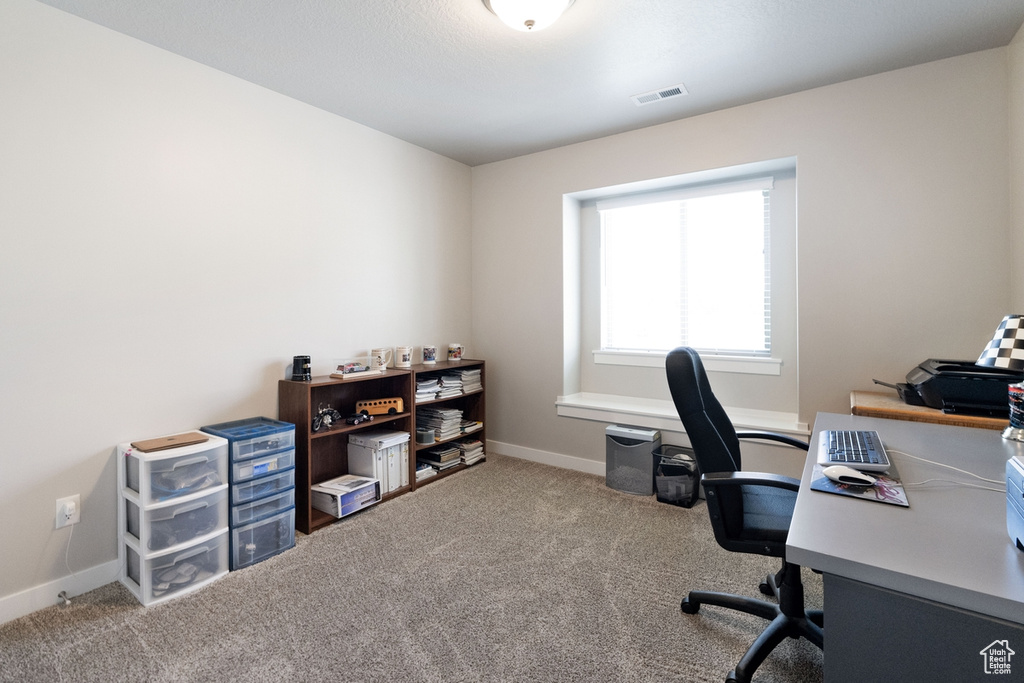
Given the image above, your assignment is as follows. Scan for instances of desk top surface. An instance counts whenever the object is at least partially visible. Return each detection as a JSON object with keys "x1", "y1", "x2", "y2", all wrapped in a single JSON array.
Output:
[{"x1": 787, "y1": 412, "x2": 1024, "y2": 624}]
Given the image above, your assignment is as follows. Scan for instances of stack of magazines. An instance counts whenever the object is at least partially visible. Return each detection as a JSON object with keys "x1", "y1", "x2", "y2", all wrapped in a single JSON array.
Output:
[
  {"x1": 418, "y1": 444, "x2": 461, "y2": 471},
  {"x1": 437, "y1": 373, "x2": 463, "y2": 399},
  {"x1": 417, "y1": 407, "x2": 462, "y2": 441},
  {"x1": 415, "y1": 377, "x2": 440, "y2": 402},
  {"x1": 457, "y1": 439, "x2": 485, "y2": 466},
  {"x1": 415, "y1": 460, "x2": 437, "y2": 482},
  {"x1": 457, "y1": 368, "x2": 483, "y2": 393}
]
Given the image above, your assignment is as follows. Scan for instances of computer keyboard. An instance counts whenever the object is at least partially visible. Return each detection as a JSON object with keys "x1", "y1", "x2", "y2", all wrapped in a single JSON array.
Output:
[{"x1": 816, "y1": 429, "x2": 891, "y2": 472}]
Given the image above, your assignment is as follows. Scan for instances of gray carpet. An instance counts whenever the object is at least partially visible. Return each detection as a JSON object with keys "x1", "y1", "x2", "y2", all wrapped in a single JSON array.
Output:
[{"x1": 0, "y1": 454, "x2": 823, "y2": 682}]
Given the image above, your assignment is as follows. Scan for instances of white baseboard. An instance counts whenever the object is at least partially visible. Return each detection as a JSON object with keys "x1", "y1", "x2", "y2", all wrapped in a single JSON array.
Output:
[
  {"x1": 0, "y1": 559, "x2": 120, "y2": 626},
  {"x1": 487, "y1": 439, "x2": 605, "y2": 477}
]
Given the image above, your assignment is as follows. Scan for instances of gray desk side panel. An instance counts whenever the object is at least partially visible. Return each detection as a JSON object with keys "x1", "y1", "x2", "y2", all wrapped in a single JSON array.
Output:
[{"x1": 825, "y1": 574, "x2": 1024, "y2": 683}]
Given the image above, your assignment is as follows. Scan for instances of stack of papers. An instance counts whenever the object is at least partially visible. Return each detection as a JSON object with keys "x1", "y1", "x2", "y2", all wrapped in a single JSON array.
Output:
[
  {"x1": 457, "y1": 439, "x2": 485, "y2": 466},
  {"x1": 417, "y1": 407, "x2": 463, "y2": 442},
  {"x1": 437, "y1": 373, "x2": 463, "y2": 399},
  {"x1": 415, "y1": 377, "x2": 440, "y2": 403},
  {"x1": 457, "y1": 368, "x2": 483, "y2": 393}
]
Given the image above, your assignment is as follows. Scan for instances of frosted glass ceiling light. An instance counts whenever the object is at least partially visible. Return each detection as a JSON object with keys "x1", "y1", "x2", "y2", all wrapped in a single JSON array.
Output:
[{"x1": 483, "y1": 0, "x2": 575, "y2": 32}]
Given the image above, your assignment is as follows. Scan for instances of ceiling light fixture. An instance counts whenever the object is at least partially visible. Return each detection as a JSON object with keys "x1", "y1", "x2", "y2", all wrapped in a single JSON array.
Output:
[{"x1": 483, "y1": 0, "x2": 575, "y2": 32}]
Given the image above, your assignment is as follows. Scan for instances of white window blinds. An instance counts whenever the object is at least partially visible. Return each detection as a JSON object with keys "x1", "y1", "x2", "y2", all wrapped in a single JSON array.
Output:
[{"x1": 598, "y1": 176, "x2": 773, "y2": 356}]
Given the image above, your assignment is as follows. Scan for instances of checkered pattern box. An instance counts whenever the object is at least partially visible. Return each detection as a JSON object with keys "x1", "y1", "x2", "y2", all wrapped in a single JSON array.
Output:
[{"x1": 978, "y1": 315, "x2": 1024, "y2": 371}]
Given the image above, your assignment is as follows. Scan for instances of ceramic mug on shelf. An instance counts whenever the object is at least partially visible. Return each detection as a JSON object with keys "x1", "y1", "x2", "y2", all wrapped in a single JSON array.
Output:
[
  {"x1": 422, "y1": 345, "x2": 437, "y2": 365},
  {"x1": 370, "y1": 347, "x2": 392, "y2": 372},
  {"x1": 448, "y1": 343, "x2": 464, "y2": 362},
  {"x1": 396, "y1": 345, "x2": 412, "y2": 369}
]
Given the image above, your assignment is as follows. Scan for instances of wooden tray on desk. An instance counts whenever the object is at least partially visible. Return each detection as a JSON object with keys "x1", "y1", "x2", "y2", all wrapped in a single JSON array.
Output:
[{"x1": 850, "y1": 391, "x2": 1007, "y2": 430}]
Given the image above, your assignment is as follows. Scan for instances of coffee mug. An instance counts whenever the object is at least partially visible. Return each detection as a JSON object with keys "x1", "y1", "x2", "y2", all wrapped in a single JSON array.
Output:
[
  {"x1": 370, "y1": 347, "x2": 392, "y2": 372},
  {"x1": 396, "y1": 345, "x2": 412, "y2": 369},
  {"x1": 448, "y1": 343, "x2": 464, "y2": 361},
  {"x1": 422, "y1": 345, "x2": 437, "y2": 365}
]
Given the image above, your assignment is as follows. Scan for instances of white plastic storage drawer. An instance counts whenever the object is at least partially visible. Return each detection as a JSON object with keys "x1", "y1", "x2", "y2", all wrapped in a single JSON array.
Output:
[
  {"x1": 120, "y1": 436, "x2": 228, "y2": 505},
  {"x1": 231, "y1": 489, "x2": 295, "y2": 526},
  {"x1": 231, "y1": 507, "x2": 295, "y2": 570},
  {"x1": 231, "y1": 468, "x2": 295, "y2": 504},
  {"x1": 123, "y1": 530, "x2": 229, "y2": 606},
  {"x1": 231, "y1": 449, "x2": 295, "y2": 484},
  {"x1": 125, "y1": 486, "x2": 228, "y2": 554}
]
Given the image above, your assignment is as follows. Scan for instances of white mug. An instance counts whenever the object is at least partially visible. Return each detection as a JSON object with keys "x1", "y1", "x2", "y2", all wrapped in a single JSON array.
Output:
[
  {"x1": 396, "y1": 345, "x2": 412, "y2": 369},
  {"x1": 370, "y1": 347, "x2": 392, "y2": 371},
  {"x1": 448, "y1": 343, "x2": 464, "y2": 361},
  {"x1": 422, "y1": 345, "x2": 437, "y2": 365}
]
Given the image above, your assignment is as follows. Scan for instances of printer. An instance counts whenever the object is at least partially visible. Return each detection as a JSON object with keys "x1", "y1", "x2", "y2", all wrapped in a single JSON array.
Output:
[{"x1": 895, "y1": 359, "x2": 1023, "y2": 417}]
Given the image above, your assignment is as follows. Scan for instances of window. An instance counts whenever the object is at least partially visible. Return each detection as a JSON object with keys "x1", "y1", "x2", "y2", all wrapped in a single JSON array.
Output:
[{"x1": 597, "y1": 176, "x2": 773, "y2": 358}]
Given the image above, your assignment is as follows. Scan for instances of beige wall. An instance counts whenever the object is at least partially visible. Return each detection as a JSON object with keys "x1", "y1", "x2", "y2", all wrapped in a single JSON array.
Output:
[
  {"x1": 1010, "y1": 23, "x2": 1024, "y2": 311},
  {"x1": 0, "y1": 0, "x2": 471, "y2": 618},
  {"x1": 472, "y1": 48, "x2": 1012, "y2": 468}
]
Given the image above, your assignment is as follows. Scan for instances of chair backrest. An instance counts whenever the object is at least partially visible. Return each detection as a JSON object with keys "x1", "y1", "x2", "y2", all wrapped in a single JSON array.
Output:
[
  {"x1": 665, "y1": 347, "x2": 743, "y2": 475},
  {"x1": 666, "y1": 347, "x2": 798, "y2": 557}
]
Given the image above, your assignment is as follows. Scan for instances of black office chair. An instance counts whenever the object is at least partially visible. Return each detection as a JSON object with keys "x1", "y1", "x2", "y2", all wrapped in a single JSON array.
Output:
[{"x1": 665, "y1": 347, "x2": 823, "y2": 683}]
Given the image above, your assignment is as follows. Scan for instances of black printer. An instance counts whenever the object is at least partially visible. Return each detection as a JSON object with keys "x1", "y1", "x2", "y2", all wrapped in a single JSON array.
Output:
[{"x1": 899, "y1": 359, "x2": 1024, "y2": 416}]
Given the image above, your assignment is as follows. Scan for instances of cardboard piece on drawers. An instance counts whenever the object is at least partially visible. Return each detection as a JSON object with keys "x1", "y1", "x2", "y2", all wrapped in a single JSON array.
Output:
[{"x1": 131, "y1": 432, "x2": 209, "y2": 453}]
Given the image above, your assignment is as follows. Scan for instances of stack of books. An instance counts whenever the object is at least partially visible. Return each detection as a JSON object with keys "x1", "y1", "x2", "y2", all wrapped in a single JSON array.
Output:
[
  {"x1": 457, "y1": 439, "x2": 485, "y2": 466},
  {"x1": 457, "y1": 368, "x2": 483, "y2": 393},
  {"x1": 415, "y1": 377, "x2": 440, "y2": 402},
  {"x1": 418, "y1": 444, "x2": 462, "y2": 471},
  {"x1": 437, "y1": 373, "x2": 463, "y2": 399},
  {"x1": 417, "y1": 407, "x2": 463, "y2": 441}
]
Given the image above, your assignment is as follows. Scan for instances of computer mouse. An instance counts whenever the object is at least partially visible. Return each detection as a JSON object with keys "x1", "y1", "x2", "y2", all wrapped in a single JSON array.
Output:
[{"x1": 822, "y1": 465, "x2": 877, "y2": 487}]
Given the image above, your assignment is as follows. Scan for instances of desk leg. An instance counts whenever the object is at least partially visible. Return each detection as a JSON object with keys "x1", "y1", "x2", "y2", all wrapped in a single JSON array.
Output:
[{"x1": 824, "y1": 575, "x2": 1024, "y2": 682}]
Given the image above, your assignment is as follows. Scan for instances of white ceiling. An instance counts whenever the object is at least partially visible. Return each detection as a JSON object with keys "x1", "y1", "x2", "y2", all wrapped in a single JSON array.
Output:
[{"x1": 35, "y1": 0, "x2": 1024, "y2": 166}]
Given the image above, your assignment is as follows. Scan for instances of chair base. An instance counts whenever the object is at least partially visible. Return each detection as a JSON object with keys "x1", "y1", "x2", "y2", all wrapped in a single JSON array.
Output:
[{"x1": 680, "y1": 563, "x2": 823, "y2": 683}]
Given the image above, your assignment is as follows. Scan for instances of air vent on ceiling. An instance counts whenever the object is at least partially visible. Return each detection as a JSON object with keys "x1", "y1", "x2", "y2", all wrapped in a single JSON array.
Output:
[{"x1": 630, "y1": 83, "x2": 688, "y2": 107}]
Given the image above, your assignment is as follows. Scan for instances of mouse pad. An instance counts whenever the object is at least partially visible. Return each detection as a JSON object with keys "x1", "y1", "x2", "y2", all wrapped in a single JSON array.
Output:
[{"x1": 810, "y1": 463, "x2": 909, "y2": 507}]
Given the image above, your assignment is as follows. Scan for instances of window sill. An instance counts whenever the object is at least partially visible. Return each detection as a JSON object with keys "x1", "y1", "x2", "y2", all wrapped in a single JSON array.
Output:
[
  {"x1": 593, "y1": 350, "x2": 782, "y2": 376},
  {"x1": 555, "y1": 392, "x2": 809, "y2": 438}
]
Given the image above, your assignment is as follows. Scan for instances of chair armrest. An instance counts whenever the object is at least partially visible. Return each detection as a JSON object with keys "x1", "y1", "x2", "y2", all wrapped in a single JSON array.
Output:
[
  {"x1": 736, "y1": 431, "x2": 809, "y2": 451},
  {"x1": 701, "y1": 470, "x2": 801, "y2": 493}
]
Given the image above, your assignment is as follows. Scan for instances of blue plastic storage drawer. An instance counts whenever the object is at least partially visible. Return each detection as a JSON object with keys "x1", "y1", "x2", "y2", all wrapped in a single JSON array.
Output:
[
  {"x1": 231, "y1": 489, "x2": 295, "y2": 526},
  {"x1": 231, "y1": 507, "x2": 295, "y2": 570},
  {"x1": 231, "y1": 468, "x2": 295, "y2": 504},
  {"x1": 201, "y1": 417, "x2": 295, "y2": 463},
  {"x1": 231, "y1": 450, "x2": 295, "y2": 484}
]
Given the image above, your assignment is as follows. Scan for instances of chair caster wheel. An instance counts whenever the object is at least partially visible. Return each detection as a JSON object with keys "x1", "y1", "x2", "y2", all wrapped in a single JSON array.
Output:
[
  {"x1": 758, "y1": 580, "x2": 772, "y2": 596},
  {"x1": 680, "y1": 597, "x2": 700, "y2": 614},
  {"x1": 725, "y1": 671, "x2": 746, "y2": 683}
]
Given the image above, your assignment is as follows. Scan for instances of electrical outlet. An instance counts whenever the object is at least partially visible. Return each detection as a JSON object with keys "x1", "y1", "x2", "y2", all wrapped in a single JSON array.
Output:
[{"x1": 55, "y1": 494, "x2": 80, "y2": 529}]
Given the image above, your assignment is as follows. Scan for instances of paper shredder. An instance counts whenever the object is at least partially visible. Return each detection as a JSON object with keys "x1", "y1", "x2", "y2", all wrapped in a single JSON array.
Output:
[{"x1": 605, "y1": 425, "x2": 661, "y2": 495}]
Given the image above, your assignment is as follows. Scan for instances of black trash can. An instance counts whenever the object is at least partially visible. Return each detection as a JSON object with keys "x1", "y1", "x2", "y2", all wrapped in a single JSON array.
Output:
[{"x1": 653, "y1": 445, "x2": 699, "y2": 508}]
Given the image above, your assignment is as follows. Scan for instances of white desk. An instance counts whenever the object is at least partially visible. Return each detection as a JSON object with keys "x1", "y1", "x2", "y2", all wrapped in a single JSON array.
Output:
[{"x1": 787, "y1": 413, "x2": 1024, "y2": 681}]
